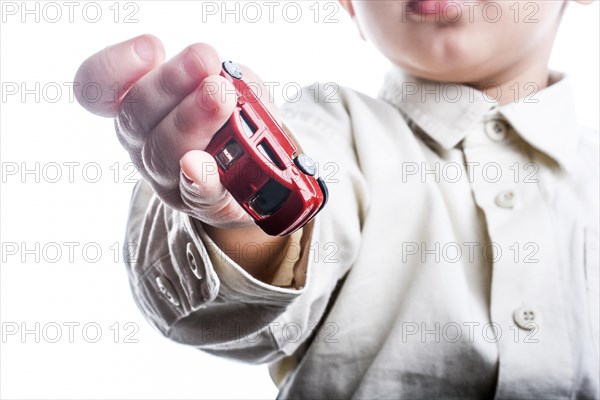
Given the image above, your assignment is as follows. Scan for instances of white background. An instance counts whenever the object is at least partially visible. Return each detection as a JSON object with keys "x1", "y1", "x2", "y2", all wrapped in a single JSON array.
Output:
[{"x1": 0, "y1": 1, "x2": 598, "y2": 399}]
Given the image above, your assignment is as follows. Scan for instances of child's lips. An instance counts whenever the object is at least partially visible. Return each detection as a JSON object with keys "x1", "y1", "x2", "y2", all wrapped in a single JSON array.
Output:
[{"x1": 407, "y1": 0, "x2": 474, "y2": 22}]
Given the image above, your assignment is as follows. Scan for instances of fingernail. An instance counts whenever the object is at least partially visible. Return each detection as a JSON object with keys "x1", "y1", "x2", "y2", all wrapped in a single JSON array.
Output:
[
  {"x1": 133, "y1": 35, "x2": 155, "y2": 64},
  {"x1": 180, "y1": 169, "x2": 202, "y2": 194},
  {"x1": 180, "y1": 164, "x2": 194, "y2": 182}
]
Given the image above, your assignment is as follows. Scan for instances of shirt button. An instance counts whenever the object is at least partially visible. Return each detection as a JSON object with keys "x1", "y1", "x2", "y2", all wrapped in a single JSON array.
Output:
[
  {"x1": 495, "y1": 190, "x2": 516, "y2": 209},
  {"x1": 513, "y1": 306, "x2": 541, "y2": 330},
  {"x1": 485, "y1": 119, "x2": 509, "y2": 142},
  {"x1": 186, "y1": 242, "x2": 205, "y2": 281},
  {"x1": 155, "y1": 276, "x2": 180, "y2": 307}
]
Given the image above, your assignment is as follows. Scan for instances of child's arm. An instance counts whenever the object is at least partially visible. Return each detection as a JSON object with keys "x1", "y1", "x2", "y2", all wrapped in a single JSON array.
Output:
[{"x1": 74, "y1": 35, "x2": 364, "y2": 363}]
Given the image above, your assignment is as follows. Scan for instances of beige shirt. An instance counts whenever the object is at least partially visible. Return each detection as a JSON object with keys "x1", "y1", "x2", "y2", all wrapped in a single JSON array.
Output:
[{"x1": 124, "y1": 70, "x2": 599, "y2": 399}]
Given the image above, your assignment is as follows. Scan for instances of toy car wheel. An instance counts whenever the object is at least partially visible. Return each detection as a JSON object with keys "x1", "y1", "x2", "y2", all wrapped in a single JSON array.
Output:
[
  {"x1": 317, "y1": 177, "x2": 329, "y2": 212},
  {"x1": 294, "y1": 154, "x2": 317, "y2": 176},
  {"x1": 222, "y1": 61, "x2": 243, "y2": 80}
]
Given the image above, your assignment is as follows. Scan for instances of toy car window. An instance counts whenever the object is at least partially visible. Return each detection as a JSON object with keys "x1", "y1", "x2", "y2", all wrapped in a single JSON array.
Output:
[
  {"x1": 240, "y1": 111, "x2": 257, "y2": 138},
  {"x1": 248, "y1": 179, "x2": 291, "y2": 217},
  {"x1": 215, "y1": 140, "x2": 243, "y2": 171},
  {"x1": 258, "y1": 142, "x2": 285, "y2": 170}
]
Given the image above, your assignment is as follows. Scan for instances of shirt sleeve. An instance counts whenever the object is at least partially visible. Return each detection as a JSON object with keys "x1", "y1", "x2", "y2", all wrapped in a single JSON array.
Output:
[{"x1": 122, "y1": 84, "x2": 367, "y2": 364}]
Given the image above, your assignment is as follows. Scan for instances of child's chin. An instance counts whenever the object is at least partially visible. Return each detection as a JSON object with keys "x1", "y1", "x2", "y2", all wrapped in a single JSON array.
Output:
[{"x1": 396, "y1": 59, "x2": 488, "y2": 84}]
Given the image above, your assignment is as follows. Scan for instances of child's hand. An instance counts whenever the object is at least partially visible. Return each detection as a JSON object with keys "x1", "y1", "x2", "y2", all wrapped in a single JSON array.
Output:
[
  {"x1": 74, "y1": 34, "x2": 280, "y2": 232},
  {"x1": 74, "y1": 35, "x2": 290, "y2": 282}
]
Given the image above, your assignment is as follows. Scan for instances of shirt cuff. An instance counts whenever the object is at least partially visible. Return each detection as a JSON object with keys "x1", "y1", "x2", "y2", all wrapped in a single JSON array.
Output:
[{"x1": 187, "y1": 216, "x2": 314, "y2": 298}]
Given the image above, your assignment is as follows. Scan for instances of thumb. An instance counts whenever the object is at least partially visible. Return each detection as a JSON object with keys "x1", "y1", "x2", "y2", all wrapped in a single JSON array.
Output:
[
  {"x1": 180, "y1": 150, "x2": 227, "y2": 206},
  {"x1": 179, "y1": 150, "x2": 253, "y2": 227}
]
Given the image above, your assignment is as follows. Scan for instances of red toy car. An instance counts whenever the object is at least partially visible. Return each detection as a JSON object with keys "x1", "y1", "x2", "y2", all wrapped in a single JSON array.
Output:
[{"x1": 204, "y1": 61, "x2": 328, "y2": 236}]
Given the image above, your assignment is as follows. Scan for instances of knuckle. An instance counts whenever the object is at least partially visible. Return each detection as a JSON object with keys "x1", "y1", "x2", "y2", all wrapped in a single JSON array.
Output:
[{"x1": 156, "y1": 65, "x2": 180, "y2": 99}]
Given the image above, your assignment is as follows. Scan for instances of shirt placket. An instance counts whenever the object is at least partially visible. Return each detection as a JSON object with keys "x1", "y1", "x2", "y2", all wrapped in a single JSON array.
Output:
[{"x1": 461, "y1": 113, "x2": 574, "y2": 398}]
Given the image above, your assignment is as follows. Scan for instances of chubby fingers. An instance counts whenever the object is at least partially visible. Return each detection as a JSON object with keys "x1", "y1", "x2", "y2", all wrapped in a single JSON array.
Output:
[
  {"x1": 116, "y1": 42, "x2": 223, "y2": 150},
  {"x1": 74, "y1": 34, "x2": 165, "y2": 117}
]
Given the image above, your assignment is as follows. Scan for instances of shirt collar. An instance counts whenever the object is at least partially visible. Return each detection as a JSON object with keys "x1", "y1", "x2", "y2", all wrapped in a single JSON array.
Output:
[
  {"x1": 498, "y1": 72, "x2": 579, "y2": 172},
  {"x1": 378, "y1": 68, "x2": 579, "y2": 171}
]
